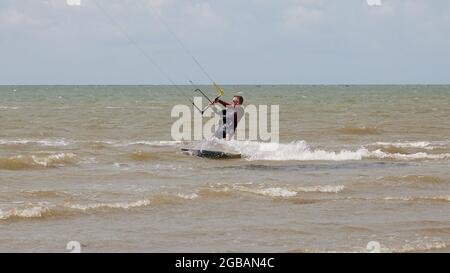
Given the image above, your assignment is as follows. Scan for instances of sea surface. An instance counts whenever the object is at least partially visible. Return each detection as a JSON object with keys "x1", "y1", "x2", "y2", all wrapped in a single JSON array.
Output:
[{"x1": 1, "y1": 85, "x2": 450, "y2": 252}]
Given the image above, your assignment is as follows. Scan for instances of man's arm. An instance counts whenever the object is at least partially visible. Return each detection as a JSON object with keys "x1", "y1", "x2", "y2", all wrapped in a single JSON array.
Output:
[{"x1": 213, "y1": 98, "x2": 230, "y2": 107}]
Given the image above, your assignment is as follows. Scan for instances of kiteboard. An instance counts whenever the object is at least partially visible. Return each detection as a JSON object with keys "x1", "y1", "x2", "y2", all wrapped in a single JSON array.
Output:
[{"x1": 181, "y1": 148, "x2": 241, "y2": 159}]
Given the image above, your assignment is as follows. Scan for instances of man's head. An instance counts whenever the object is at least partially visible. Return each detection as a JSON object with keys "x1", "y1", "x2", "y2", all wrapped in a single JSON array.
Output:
[{"x1": 232, "y1": 95, "x2": 244, "y2": 106}]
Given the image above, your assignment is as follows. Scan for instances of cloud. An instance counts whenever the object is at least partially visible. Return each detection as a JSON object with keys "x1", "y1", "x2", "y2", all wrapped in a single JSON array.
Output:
[
  {"x1": 282, "y1": 1, "x2": 324, "y2": 30},
  {"x1": 179, "y1": 1, "x2": 228, "y2": 37},
  {"x1": 366, "y1": 0, "x2": 382, "y2": 7},
  {"x1": 365, "y1": 0, "x2": 446, "y2": 18},
  {"x1": 0, "y1": 8, "x2": 35, "y2": 27},
  {"x1": 0, "y1": 2, "x2": 52, "y2": 30},
  {"x1": 0, "y1": 0, "x2": 82, "y2": 32},
  {"x1": 0, "y1": 0, "x2": 229, "y2": 46},
  {"x1": 1, "y1": 0, "x2": 450, "y2": 84},
  {"x1": 66, "y1": 0, "x2": 82, "y2": 6},
  {"x1": 144, "y1": 0, "x2": 166, "y2": 15}
]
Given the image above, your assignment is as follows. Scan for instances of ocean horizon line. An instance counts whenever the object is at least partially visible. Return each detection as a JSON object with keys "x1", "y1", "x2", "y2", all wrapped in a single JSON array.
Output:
[{"x1": 1, "y1": 83, "x2": 450, "y2": 87}]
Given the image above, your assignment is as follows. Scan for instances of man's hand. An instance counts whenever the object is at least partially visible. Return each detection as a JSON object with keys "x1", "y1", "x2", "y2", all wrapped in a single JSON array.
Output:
[{"x1": 211, "y1": 97, "x2": 219, "y2": 105}]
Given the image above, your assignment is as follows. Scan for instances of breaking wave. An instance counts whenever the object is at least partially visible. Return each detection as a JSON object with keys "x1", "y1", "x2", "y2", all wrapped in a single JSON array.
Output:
[
  {"x1": 224, "y1": 140, "x2": 368, "y2": 161},
  {"x1": 1, "y1": 138, "x2": 448, "y2": 164},
  {"x1": 0, "y1": 200, "x2": 151, "y2": 221},
  {"x1": 203, "y1": 183, "x2": 345, "y2": 198},
  {"x1": 0, "y1": 153, "x2": 77, "y2": 170},
  {"x1": 0, "y1": 182, "x2": 345, "y2": 221},
  {"x1": 222, "y1": 140, "x2": 450, "y2": 161},
  {"x1": 0, "y1": 139, "x2": 71, "y2": 146},
  {"x1": 367, "y1": 150, "x2": 450, "y2": 160},
  {"x1": 233, "y1": 186, "x2": 298, "y2": 197},
  {"x1": 0, "y1": 205, "x2": 52, "y2": 220},
  {"x1": 176, "y1": 193, "x2": 200, "y2": 200},
  {"x1": 65, "y1": 200, "x2": 151, "y2": 211},
  {"x1": 374, "y1": 141, "x2": 433, "y2": 149}
]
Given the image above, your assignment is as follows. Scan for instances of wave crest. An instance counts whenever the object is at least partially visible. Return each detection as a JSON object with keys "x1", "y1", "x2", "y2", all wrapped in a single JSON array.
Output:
[
  {"x1": 224, "y1": 140, "x2": 369, "y2": 161},
  {"x1": 205, "y1": 183, "x2": 345, "y2": 198},
  {"x1": 0, "y1": 153, "x2": 77, "y2": 170},
  {"x1": 383, "y1": 195, "x2": 450, "y2": 202},
  {"x1": 0, "y1": 205, "x2": 51, "y2": 220},
  {"x1": 65, "y1": 200, "x2": 151, "y2": 211},
  {"x1": 220, "y1": 140, "x2": 450, "y2": 161}
]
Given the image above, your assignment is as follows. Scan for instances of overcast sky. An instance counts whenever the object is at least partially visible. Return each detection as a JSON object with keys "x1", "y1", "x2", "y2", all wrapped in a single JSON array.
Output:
[{"x1": 1, "y1": 0, "x2": 449, "y2": 85}]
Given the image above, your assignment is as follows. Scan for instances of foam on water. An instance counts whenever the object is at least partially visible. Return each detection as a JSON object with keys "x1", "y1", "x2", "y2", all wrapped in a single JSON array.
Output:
[
  {"x1": 0, "y1": 139, "x2": 71, "y2": 146},
  {"x1": 383, "y1": 195, "x2": 450, "y2": 202},
  {"x1": 244, "y1": 187, "x2": 298, "y2": 197},
  {"x1": 374, "y1": 141, "x2": 432, "y2": 149},
  {"x1": 294, "y1": 185, "x2": 345, "y2": 193},
  {"x1": 224, "y1": 140, "x2": 369, "y2": 161},
  {"x1": 0, "y1": 199, "x2": 152, "y2": 221},
  {"x1": 0, "y1": 205, "x2": 51, "y2": 220},
  {"x1": 229, "y1": 184, "x2": 344, "y2": 198},
  {"x1": 0, "y1": 153, "x2": 77, "y2": 170},
  {"x1": 1, "y1": 185, "x2": 446, "y2": 223},
  {"x1": 222, "y1": 140, "x2": 450, "y2": 161},
  {"x1": 176, "y1": 193, "x2": 200, "y2": 200},
  {"x1": 31, "y1": 153, "x2": 77, "y2": 167},
  {"x1": 65, "y1": 199, "x2": 151, "y2": 211},
  {"x1": 368, "y1": 149, "x2": 450, "y2": 160},
  {"x1": 168, "y1": 183, "x2": 345, "y2": 201}
]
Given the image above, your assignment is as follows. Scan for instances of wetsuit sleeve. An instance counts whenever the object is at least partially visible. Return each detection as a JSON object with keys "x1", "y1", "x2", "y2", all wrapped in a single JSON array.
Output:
[{"x1": 216, "y1": 99, "x2": 230, "y2": 107}]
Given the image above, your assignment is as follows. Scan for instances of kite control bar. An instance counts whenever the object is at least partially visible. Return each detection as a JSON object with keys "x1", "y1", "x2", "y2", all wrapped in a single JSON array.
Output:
[{"x1": 194, "y1": 88, "x2": 222, "y2": 115}]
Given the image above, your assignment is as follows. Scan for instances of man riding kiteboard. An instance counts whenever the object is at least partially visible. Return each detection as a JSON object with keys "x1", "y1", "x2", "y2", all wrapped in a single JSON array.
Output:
[{"x1": 211, "y1": 95, "x2": 244, "y2": 140}]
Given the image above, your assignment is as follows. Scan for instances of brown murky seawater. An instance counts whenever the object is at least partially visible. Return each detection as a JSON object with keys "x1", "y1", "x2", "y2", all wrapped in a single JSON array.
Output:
[{"x1": 1, "y1": 85, "x2": 449, "y2": 252}]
